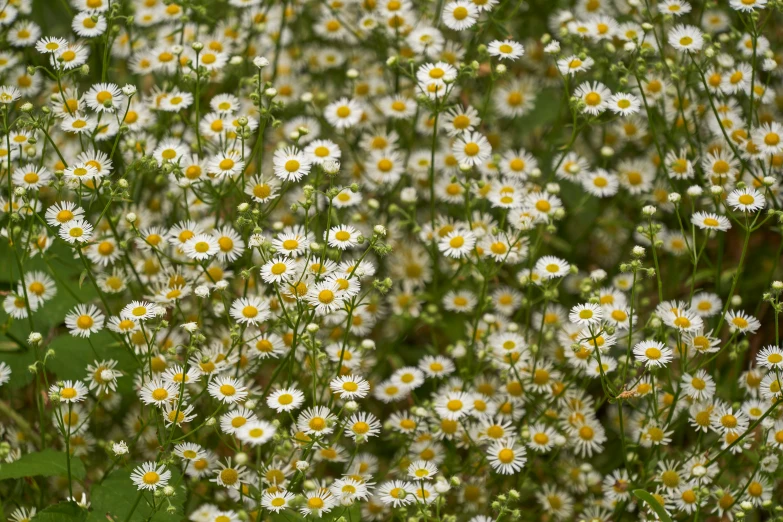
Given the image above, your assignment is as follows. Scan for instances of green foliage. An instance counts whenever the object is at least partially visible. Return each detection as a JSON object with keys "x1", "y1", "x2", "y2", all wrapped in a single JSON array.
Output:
[
  {"x1": 87, "y1": 469, "x2": 184, "y2": 522},
  {"x1": 33, "y1": 502, "x2": 88, "y2": 522},
  {"x1": 633, "y1": 489, "x2": 673, "y2": 522},
  {"x1": 0, "y1": 449, "x2": 86, "y2": 481}
]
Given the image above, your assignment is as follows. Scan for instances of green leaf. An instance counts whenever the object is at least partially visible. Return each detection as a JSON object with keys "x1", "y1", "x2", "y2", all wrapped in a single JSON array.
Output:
[
  {"x1": 0, "y1": 449, "x2": 85, "y2": 480},
  {"x1": 633, "y1": 489, "x2": 672, "y2": 522},
  {"x1": 270, "y1": 511, "x2": 305, "y2": 522},
  {"x1": 46, "y1": 331, "x2": 137, "y2": 382},
  {"x1": 0, "y1": 344, "x2": 38, "y2": 390},
  {"x1": 88, "y1": 468, "x2": 184, "y2": 522},
  {"x1": 33, "y1": 501, "x2": 87, "y2": 522}
]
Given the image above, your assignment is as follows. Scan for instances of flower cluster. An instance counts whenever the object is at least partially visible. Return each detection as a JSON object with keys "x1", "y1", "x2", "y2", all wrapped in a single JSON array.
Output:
[{"x1": 1, "y1": 0, "x2": 783, "y2": 521}]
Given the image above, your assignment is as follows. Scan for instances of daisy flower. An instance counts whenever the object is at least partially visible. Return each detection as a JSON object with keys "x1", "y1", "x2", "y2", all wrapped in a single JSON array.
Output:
[
  {"x1": 325, "y1": 225, "x2": 360, "y2": 250},
  {"x1": 661, "y1": 307, "x2": 703, "y2": 332},
  {"x1": 219, "y1": 407, "x2": 256, "y2": 435},
  {"x1": 690, "y1": 293, "x2": 722, "y2": 317},
  {"x1": 345, "y1": 412, "x2": 381, "y2": 440},
  {"x1": 260, "y1": 256, "x2": 297, "y2": 283},
  {"x1": 262, "y1": 491, "x2": 296, "y2": 513},
  {"x1": 378, "y1": 481, "x2": 416, "y2": 507},
  {"x1": 726, "y1": 188, "x2": 765, "y2": 212},
  {"x1": 63, "y1": 163, "x2": 99, "y2": 183},
  {"x1": 207, "y1": 151, "x2": 244, "y2": 178},
  {"x1": 568, "y1": 419, "x2": 607, "y2": 457},
  {"x1": 245, "y1": 174, "x2": 280, "y2": 203},
  {"x1": 408, "y1": 460, "x2": 438, "y2": 481},
  {"x1": 660, "y1": 0, "x2": 692, "y2": 15},
  {"x1": 12, "y1": 164, "x2": 50, "y2": 190},
  {"x1": 306, "y1": 281, "x2": 346, "y2": 315},
  {"x1": 36, "y1": 36, "x2": 68, "y2": 54},
  {"x1": 730, "y1": 0, "x2": 766, "y2": 11},
  {"x1": 752, "y1": 122, "x2": 783, "y2": 155},
  {"x1": 756, "y1": 345, "x2": 783, "y2": 369},
  {"x1": 212, "y1": 227, "x2": 245, "y2": 263},
  {"x1": 392, "y1": 367, "x2": 427, "y2": 392},
  {"x1": 324, "y1": 97, "x2": 362, "y2": 129},
  {"x1": 527, "y1": 424, "x2": 558, "y2": 452},
  {"x1": 668, "y1": 24, "x2": 703, "y2": 52},
  {"x1": 607, "y1": 92, "x2": 641, "y2": 115},
  {"x1": 49, "y1": 380, "x2": 88, "y2": 403},
  {"x1": 163, "y1": 403, "x2": 196, "y2": 427},
  {"x1": 304, "y1": 139, "x2": 342, "y2": 164},
  {"x1": 557, "y1": 55, "x2": 594, "y2": 75},
  {"x1": 21, "y1": 271, "x2": 56, "y2": 302},
  {"x1": 442, "y1": 1, "x2": 478, "y2": 31},
  {"x1": 271, "y1": 230, "x2": 310, "y2": 257},
  {"x1": 330, "y1": 375, "x2": 371, "y2": 399},
  {"x1": 298, "y1": 406, "x2": 336, "y2": 436},
  {"x1": 419, "y1": 355, "x2": 455, "y2": 377},
  {"x1": 569, "y1": 303, "x2": 603, "y2": 326},
  {"x1": 72, "y1": 12, "x2": 107, "y2": 37},
  {"x1": 140, "y1": 379, "x2": 178, "y2": 407},
  {"x1": 682, "y1": 370, "x2": 716, "y2": 401},
  {"x1": 633, "y1": 340, "x2": 673, "y2": 368},
  {"x1": 583, "y1": 170, "x2": 619, "y2": 197},
  {"x1": 445, "y1": 105, "x2": 480, "y2": 136},
  {"x1": 59, "y1": 219, "x2": 94, "y2": 244},
  {"x1": 488, "y1": 40, "x2": 524, "y2": 60},
  {"x1": 45, "y1": 201, "x2": 84, "y2": 228},
  {"x1": 725, "y1": 309, "x2": 761, "y2": 334},
  {"x1": 452, "y1": 131, "x2": 492, "y2": 166},
  {"x1": 535, "y1": 256, "x2": 570, "y2": 279},
  {"x1": 208, "y1": 377, "x2": 248, "y2": 404},
  {"x1": 272, "y1": 147, "x2": 311, "y2": 182},
  {"x1": 65, "y1": 304, "x2": 105, "y2": 337},
  {"x1": 692, "y1": 211, "x2": 731, "y2": 231},
  {"x1": 212, "y1": 458, "x2": 249, "y2": 489},
  {"x1": 438, "y1": 229, "x2": 476, "y2": 258},
  {"x1": 229, "y1": 296, "x2": 270, "y2": 325},
  {"x1": 237, "y1": 420, "x2": 276, "y2": 446},
  {"x1": 267, "y1": 387, "x2": 306, "y2": 412},
  {"x1": 486, "y1": 438, "x2": 527, "y2": 474},
  {"x1": 434, "y1": 391, "x2": 474, "y2": 420},
  {"x1": 299, "y1": 490, "x2": 336, "y2": 518},
  {"x1": 85, "y1": 359, "x2": 120, "y2": 393},
  {"x1": 183, "y1": 233, "x2": 220, "y2": 261},
  {"x1": 574, "y1": 81, "x2": 610, "y2": 115},
  {"x1": 84, "y1": 83, "x2": 124, "y2": 113},
  {"x1": 130, "y1": 462, "x2": 171, "y2": 491},
  {"x1": 0, "y1": 361, "x2": 11, "y2": 387},
  {"x1": 121, "y1": 301, "x2": 162, "y2": 321},
  {"x1": 767, "y1": 420, "x2": 783, "y2": 449}
]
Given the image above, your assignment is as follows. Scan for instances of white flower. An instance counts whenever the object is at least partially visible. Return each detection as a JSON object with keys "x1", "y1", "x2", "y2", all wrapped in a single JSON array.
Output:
[
  {"x1": 442, "y1": 1, "x2": 478, "y2": 31},
  {"x1": 208, "y1": 376, "x2": 248, "y2": 404},
  {"x1": 726, "y1": 188, "x2": 765, "y2": 212},
  {"x1": 633, "y1": 340, "x2": 673, "y2": 368},
  {"x1": 131, "y1": 462, "x2": 171, "y2": 491},
  {"x1": 488, "y1": 40, "x2": 525, "y2": 60},
  {"x1": 668, "y1": 25, "x2": 703, "y2": 52}
]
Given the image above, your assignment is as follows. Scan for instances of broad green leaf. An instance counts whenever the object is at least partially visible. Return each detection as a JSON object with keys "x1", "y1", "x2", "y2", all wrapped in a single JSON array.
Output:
[
  {"x1": 46, "y1": 331, "x2": 137, "y2": 382},
  {"x1": 88, "y1": 468, "x2": 184, "y2": 522},
  {"x1": 33, "y1": 501, "x2": 87, "y2": 522},
  {"x1": 0, "y1": 449, "x2": 86, "y2": 480},
  {"x1": 0, "y1": 343, "x2": 38, "y2": 389},
  {"x1": 633, "y1": 489, "x2": 672, "y2": 522}
]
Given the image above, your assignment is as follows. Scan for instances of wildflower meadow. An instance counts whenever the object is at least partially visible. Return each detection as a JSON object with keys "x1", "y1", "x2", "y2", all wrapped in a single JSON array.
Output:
[{"x1": 1, "y1": 0, "x2": 783, "y2": 521}]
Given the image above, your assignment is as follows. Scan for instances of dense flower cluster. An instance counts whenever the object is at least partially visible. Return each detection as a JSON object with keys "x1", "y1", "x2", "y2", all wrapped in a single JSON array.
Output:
[{"x1": 1, "y1": 0, "x2": 783, "y2": 521}]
